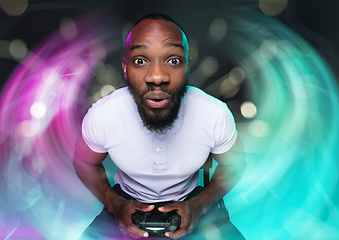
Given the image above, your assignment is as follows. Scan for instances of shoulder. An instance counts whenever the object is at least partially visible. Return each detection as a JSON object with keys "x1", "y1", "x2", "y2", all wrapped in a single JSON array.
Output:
[
  {"x1": 184, "y1": 86, "x2": 235, "y2": 127},
  {"x1": 86, "y1": 87, "x2": 131, "y2": 115},
  {"x1": 83, "y1": 87, "x2": 133, "y2": 127},
  {"x1": 91, "y1": 87, "x2": 130, "y2": 109},
  {"x1": 82, "y1": 87, "x2": 133, "y2": 137},
  {"x1": 185, "y1": 86, "x2": 226, "y2": 111}
]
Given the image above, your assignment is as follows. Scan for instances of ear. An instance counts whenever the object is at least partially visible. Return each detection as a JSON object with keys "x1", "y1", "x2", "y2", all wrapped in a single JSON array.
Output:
[{"x1": 122, "y1": 57, "x2": 128, "y2": 80}]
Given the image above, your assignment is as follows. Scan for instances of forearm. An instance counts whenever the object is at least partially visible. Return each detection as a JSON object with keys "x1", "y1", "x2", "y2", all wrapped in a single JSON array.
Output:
[
  {"x1": 73, "y1": 159, "x2": 124, "y2": 212},
  {"x1": 74, "y1": 158, "x2": 154, "y2": 238},
  {"x1": 188, "y1": 158, "x2": 246, "y2": 214}
]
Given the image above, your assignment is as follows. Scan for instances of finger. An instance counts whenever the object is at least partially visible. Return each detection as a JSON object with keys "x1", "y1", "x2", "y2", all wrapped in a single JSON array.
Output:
[
  {"x1": 132, "y1": 200, "x2": 155, "y2": 211},
  {"x1": 165, "y1": 228, "x2": 187, "y2": 240},
  {"x1": 124, "y1": 222, "x2": 149, "y2": 239},
  {"x1": 158, "y1": 202, "x2": 179, "y2": 212},
  {"x1": 135, "y1": 203, "x2": 154, "y2": 212},
  {"x1": 165, "y1": 212, "x2": 191, "y2": 239},
  {"x1": 117, "y1": 215, "x2": 149, "y2": 239}
]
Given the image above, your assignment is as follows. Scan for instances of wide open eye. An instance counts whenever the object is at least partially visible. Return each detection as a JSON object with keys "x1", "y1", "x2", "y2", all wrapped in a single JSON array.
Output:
[
  {"x1": 167, "y1": 58, "x2": 181, "y2": 65},
  {"x1": 133, "y1": 58, "x2": 147, "y2": 65}
]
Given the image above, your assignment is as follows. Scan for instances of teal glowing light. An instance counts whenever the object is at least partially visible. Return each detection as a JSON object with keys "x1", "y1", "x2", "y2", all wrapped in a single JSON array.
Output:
[
  {"x1": 220, "y1": 11, "x2": 339, "y2": 239},
  {"x1": 0, "y1": 7, "x2": 338, "y2": 240}
]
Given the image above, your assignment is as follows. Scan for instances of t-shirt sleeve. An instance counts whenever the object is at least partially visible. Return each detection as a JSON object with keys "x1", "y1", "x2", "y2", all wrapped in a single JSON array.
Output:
[
  {"x1": 211, "y1": 103, "x2": 237, "y2": 154},
  {"x1": 81, "y1": 107, "x2": 107, "y2": 153}
]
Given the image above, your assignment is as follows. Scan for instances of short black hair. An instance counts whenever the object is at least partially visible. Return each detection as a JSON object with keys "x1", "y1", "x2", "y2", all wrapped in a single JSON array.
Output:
[
  {"x1": 131, "y1": 13, "x2": 188, "y2": 43},
  {"x1": 134, "y1": 13, "x2": 182, "y2": 30},
  {"x1": 125, "y1": 12, "x2": 190, "y2": 59}
]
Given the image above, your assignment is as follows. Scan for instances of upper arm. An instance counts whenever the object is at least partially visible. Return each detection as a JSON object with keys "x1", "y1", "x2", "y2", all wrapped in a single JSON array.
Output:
[
  {"x1": 211, "y1": 136, "x2": 246, "y2": 166},
  {"x1": 211, "y1": 103, "x2": 237, "y2": 155},
  {"x1": 73, "y1": 130, "x2": 108, "y2": 165}
]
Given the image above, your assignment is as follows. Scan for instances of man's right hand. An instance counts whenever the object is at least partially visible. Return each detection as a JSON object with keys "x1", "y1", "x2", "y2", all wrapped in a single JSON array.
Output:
[{"x1": 107, "y1": 194, "x2": 154, "y2": 239}]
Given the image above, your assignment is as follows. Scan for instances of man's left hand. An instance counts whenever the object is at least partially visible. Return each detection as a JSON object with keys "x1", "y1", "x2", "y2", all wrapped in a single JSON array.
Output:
[{"x1": 158, "y1": 200, "x2": 202, "y2": 239}]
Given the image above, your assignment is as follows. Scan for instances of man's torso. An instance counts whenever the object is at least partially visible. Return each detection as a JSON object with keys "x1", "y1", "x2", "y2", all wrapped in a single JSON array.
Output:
[{"x1": 82, "y1": 86, "x2": 237, "y2": 203}]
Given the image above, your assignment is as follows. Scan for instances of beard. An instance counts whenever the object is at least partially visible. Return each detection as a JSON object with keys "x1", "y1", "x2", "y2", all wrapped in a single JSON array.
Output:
[{"x1": 128, "y1": 80, "x2": 187, "y2": 132}]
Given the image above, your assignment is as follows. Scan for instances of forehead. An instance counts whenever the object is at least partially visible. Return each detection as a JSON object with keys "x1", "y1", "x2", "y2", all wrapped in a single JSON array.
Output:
[{"x1": 125, "y1": 19, "x2": 184, "y2": 51}]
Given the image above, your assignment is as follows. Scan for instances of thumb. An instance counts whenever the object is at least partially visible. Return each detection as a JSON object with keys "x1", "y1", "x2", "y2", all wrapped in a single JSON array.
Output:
[
  {"x1": 158, "y1": 203, "x2": 177, "y2": 213},
  {"x1": 137, "y1": 204, "x2": 154, "y2": 212}
]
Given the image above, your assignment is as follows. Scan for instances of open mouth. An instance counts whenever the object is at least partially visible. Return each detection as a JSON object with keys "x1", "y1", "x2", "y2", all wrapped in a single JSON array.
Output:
[
  {"x1": 146, "y1": 98, "x2": 169, "y2": 108},
  {"x1": 144, "y1": 91, "x2": 171, "y2": 109}
]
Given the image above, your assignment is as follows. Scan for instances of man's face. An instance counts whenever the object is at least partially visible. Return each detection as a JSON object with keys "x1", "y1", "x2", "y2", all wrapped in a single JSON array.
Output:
[{"x1": 122, "y1": 19, "x2": 190, "y2": 131}]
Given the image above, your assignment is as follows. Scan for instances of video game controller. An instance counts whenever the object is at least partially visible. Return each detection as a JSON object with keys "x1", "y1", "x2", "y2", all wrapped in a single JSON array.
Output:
[{"x1": 131, "y1": 208, "x2": 181, "y2": 237}]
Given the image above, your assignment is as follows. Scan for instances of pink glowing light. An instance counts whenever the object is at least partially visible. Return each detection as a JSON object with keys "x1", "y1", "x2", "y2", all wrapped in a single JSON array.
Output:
[{"x1": 0, "y1": 10, "x2": 118, "y2": 239}]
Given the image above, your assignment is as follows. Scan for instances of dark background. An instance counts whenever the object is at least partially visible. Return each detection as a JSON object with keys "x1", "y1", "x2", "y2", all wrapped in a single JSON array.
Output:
[
  {"x1": 1, "y1": 0, "x2": 339, "y2": 93},
  {"x1": 1, "y1": 1, "x2": 338, "y2": 239}
]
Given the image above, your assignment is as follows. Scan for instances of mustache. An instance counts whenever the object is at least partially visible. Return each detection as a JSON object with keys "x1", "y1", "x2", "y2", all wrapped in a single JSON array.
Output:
[{"x1": 141, "y1": 84, "x2": 175, "y2": 97}]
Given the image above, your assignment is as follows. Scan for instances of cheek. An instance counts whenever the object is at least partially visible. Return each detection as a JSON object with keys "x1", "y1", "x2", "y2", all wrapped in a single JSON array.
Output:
[
  {"x1": 171, "y1": 72, "x2": 187, "y2": 87},
  {"x1": 127, "y1": 72, "x2": 144, "y2": 89}
]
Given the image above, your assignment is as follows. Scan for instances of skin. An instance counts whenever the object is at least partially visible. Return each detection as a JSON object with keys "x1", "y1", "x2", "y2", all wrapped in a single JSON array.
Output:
[
  {"x1": 122, "y1": 19, "x2": 190, "y2": 122},
  {"x1": 73, "y1": 19, "x2": 246, "y2": 240}
]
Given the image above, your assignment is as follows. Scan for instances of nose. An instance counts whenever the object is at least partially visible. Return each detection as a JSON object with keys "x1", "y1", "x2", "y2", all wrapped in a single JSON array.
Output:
[{"x1": 145, "y1": 63, "x2": 169, "y2": 85}]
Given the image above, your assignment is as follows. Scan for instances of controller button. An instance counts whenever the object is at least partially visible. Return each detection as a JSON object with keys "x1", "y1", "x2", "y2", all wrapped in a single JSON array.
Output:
[{"x1": 168, "y1": 225, "x2": 177, "y2": 232}]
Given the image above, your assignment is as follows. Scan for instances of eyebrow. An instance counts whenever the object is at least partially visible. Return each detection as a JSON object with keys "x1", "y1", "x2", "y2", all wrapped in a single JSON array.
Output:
[
  {"x1": 130, "y1": 44, "x2": 148, "y2": 51},
  {"x1": 129, "y1": 42, "x2": 184, "y2": 51},
  {"x1": 164, "y1": 42, "x2": 184, "y2": 49}
]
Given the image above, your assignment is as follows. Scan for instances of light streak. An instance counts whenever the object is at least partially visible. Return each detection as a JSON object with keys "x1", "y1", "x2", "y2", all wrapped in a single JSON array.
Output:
[
  {"x1": 218, "y1": 11, "x2": 339, "y2": 239},
  {"x1": 0, "y1": 10, "x2": 118, "y2": 239},
  {"x1": 0, "y1": 6, "x2": 338, "y2": 240}
]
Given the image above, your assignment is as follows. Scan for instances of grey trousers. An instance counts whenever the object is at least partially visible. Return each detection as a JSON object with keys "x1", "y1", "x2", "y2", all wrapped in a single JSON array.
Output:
[{"x1": 79, "y1": 185, "x2": 245, "y2": 240}]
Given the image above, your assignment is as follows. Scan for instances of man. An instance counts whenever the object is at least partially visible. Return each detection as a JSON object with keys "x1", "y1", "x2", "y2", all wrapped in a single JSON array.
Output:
[{"x1": 74, "y1": 13, "x2": 246, "y2": 240}]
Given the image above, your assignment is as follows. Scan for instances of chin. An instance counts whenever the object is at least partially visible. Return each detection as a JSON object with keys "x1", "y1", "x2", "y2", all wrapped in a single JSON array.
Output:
[{"x1": 144, "y1": 104, "x2": 173, "y2": 120}]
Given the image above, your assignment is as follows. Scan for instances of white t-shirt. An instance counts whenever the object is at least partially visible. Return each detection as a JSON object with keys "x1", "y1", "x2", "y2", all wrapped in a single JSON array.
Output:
[{"x1": 82, "y1": 86, "x2": 237, "y2": 203}]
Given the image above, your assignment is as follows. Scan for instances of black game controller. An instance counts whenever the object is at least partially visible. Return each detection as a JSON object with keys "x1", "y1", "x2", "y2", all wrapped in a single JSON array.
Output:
[{"x1": 131, "y1": 208, "x2": 181, "y2": 237}]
